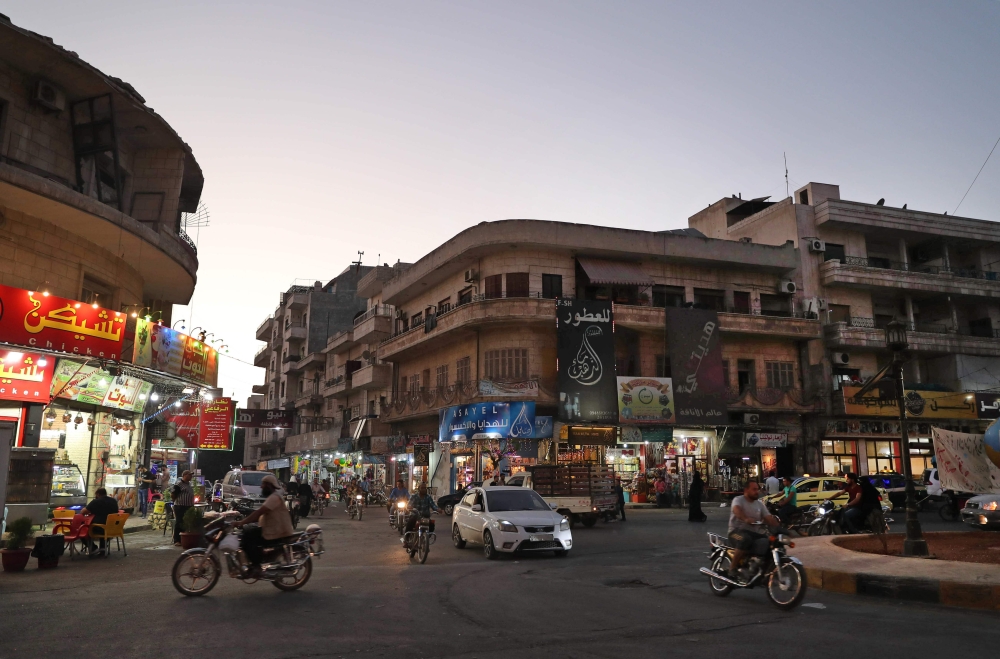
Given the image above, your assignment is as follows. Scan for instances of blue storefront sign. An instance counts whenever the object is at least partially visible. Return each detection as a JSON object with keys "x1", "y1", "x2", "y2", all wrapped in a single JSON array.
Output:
[
  {"x1": 439, "y1": 402, "x2": 536, "y2": 442},
  {"x1": 532, "y1": 416, "x2": 553, "y2": 439}
]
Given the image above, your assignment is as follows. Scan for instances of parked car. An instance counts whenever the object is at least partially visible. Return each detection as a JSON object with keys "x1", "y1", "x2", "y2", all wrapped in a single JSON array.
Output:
[
  {"x1": 217, "y1": 469, "x2": 272, "y2": 508},
  {"x1": 961, "y1": 494, "x2": 1000, "y2": 529},
  {"x1": 862, "y1": 473, "x2": 926, "y2": 510},
  {"x1": 451, "y1": 486, "x2": 573, "y2": 559},
  {"x1": 922, "y1": 468, "x2": 942, "y2": 497},
  {"x1": 437, "y1": 482, "x2": 482, "y2": 516},
  {"x1": 762, "y1": 476, "x2": 890, "y2": 513}
]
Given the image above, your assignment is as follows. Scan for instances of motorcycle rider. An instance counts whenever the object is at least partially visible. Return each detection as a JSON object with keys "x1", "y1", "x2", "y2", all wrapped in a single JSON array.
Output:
[
  {"x1": 403, "y1": 483, "x2": 439, "y2": 546},
  {"x1": 388, "y1": 479, "x2": 409, "y2": 513},
  {"x1": 727, "y1": 480, "x2": 781, "y2": 579},
  {"x1": 233, "y1": 474, "x2": 294, "y2": 577},
  {"x1": 775, "y1": 475, "x2": 797, "y2": 523},
  {"x1": 837, "y1": 472, "x2": 880, "y2": 533}
]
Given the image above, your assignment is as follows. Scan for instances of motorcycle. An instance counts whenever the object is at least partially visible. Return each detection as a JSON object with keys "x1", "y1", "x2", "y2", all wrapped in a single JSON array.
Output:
[
  {"x1": 311, "y1": 492, "x2": 330, "y2": 517},
  {"x1": 171, "y1": 511, "x2": 324, "y2": 596},
  {"x1": 347, "y1": 493, "x2": 364, "y2": 520},
  {"x1": 284, "y1": 494, "x2": 300, "y2": 529},
  {"x1": 389, "y1": 500, "x2": 406, "y2": 533},
  {"x1": 401, "y1": 514, "x2": 436, "y2": 563},
  {"x1": 765, "y1": 501, "x2": 815, "y2": 536},
  {"x1": 700, "y1": 530, "x2": 807, "y2": 610},
  {"x1": 807, "y1": 500, "x2": 892, "y2": 536}
]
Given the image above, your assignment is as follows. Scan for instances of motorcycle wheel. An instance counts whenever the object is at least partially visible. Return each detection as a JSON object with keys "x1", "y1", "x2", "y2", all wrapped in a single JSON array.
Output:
[
  {"x1": 358, "y1": 506, "x2": 364, "y2": 521},
  {"x1": 172, "y1": 549, "x2": 221, "y2": 597},
  {"x1": 940, "y1": 504, "x2": 958, "y2": 522},
  {"x1": 766, "y1": 561, "x2": 807, "y2": 610},
  {"x1": 418, "y1": 535, "x2": 430, "y2": 563},
  {"x1": 272, "y1": 555, "x2": 313, "y2": 591},
  {"x1": 709, "y1": 555, "x2": 733, "y2": 597}
]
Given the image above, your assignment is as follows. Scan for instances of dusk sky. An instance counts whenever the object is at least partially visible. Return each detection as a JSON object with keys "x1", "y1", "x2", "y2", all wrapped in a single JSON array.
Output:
[{"x1": 8, "y1": 1, "x2": 1000, "y2": 406}]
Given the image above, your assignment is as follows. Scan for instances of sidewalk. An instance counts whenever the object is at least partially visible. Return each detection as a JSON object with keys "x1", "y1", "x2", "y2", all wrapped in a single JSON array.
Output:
[{"x1": 792, "y1": 535, "x2": 1000, "y2": 610}]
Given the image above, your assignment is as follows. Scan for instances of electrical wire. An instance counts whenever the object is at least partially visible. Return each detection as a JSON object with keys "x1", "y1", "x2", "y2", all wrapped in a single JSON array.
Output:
[{"x1": 954, "y1": 133, "x2": 1000, "y2": 215}]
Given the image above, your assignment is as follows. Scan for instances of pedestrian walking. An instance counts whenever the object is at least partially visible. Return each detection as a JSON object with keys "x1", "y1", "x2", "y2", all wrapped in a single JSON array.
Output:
[
  {"x1": 654, "y1": 476, "x2": 668, "y2": 508},
  {"x1": 765, "y1": 470, "x2": 781, "y2": 496},
  {"x1": 171, "y1": 470, "x2": 195, "y2": 545},
  {"x1": 688, "y1": 471, "x2": 707, "y2": 522},
  {"x1": 137, "y1": 466, "x2": 154, "y2": 517},
  {"x1": 614, "y1": 477, "x2": 627, "y2": 522}
]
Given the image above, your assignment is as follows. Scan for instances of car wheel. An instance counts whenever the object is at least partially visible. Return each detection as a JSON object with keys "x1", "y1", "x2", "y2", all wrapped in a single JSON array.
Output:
[
  {"x1": 444, "y1": 504, "x2": 454, "y2": 516},
  {"x1": 452, "y1": 524, "x2": 466, "y2": 549},
  {"x1": 483, "y1": 530, "x2": 498, "y2": 560}
]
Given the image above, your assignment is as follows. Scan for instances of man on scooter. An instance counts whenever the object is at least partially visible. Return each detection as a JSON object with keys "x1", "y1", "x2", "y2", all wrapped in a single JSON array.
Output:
[
  {"x1": 402, "y1": 483, "x2": 439, "y2": 546},
  {"x1": 727, "y1": 481, "x2": 781, "y2": 579}
]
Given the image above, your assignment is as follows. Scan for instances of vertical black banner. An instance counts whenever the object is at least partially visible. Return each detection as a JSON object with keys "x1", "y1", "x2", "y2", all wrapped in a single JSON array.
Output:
[
  {"x1": 557, "y1": 300, "x2": 618, "y2": 423},
  {"x1": 665, "y1": 307, "x2": 727, "y2": 425}
]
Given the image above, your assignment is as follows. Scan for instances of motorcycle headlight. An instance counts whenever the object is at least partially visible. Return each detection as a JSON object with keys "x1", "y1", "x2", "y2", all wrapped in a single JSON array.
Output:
[
  {"x1": 497, "y1": 520, "x2": 518, "y2": 533},
  {"x1": 560, "y1": 517, "x2": 570, "y2": 532},
  {"x1": 397, "y1": 502, "x2": 407, "y2": 509},
  {"x1": 356, "y1": 495, "x2": 363, "y2": 500}
]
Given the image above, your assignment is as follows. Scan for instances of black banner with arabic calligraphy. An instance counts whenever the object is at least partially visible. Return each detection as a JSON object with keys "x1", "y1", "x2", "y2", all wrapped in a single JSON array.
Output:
[
  {"x1": 556, "y1": 299, "x2": 618, "y2": 423},
  {"x1": 665, "y1": 308, "x2": 727, "y2": 425}
]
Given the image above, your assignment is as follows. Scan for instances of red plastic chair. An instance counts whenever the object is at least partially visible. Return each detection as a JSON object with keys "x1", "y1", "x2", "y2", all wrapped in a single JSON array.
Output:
[{"x1": 62, "y1": 514, "x2": 92, "y2": 559}]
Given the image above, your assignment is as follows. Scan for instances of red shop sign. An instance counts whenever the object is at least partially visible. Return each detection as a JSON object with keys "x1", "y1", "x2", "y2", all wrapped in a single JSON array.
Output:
[
  {"x1": 199, "y1": 397, "x2": 234, "y2": 450},
  {"x1": 0, "y1": 349, "x2": 55, "y2": 402},
  {"x1": 0, "y1": 284, "x2": 125, "y2": 358}
]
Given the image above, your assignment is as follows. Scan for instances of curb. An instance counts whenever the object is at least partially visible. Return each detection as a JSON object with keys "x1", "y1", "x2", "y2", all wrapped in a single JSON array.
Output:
[
  {"x1": 805, "y1": 566, "x2": 1000, "y2": 610},
  {"x1": 124, "y1": 523, "x2": 152, "y2": 534}
]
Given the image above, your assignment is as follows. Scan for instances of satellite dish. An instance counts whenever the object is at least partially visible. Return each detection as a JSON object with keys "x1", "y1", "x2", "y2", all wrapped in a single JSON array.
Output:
[
  {"x1": 876, "y1": 198, "x2": 885, "y2": 206},
  {"x1": 362, "y1": 350, "x2": 372, "y2": 361}
]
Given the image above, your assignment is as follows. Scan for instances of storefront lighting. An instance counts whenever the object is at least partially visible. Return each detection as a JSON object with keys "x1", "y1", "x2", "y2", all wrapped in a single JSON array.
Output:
[
  {"x1": 182, "y1": 387, "x2": 195, "y2": 394},
  {"x1": 150, "y1": 392, "x2": 159, "y2": 401},
  {"x1": 174, "y1": 401, "x2": 182, "y2": 408},
  {"x1": 5, "y1": 352, "x2": 23, "y2": 363},
  {"x1": 42, "y1": 291, "x2": 49, "y2": 297},
  {"x1": 131, "y1": 312, "x2": 138, "y2": 318},
  {"x1": 139, "y1": 394, "x2": 147, "y2": 401},
  {"x1": 38, "y1": 358, "x2": 47, "y2": 366},
  {"x1": 91, "y1": 302, "x2": 98, "y2": 309},
  {"x1": 74, "y1": 303, "x2": 81, "y2": 309}
]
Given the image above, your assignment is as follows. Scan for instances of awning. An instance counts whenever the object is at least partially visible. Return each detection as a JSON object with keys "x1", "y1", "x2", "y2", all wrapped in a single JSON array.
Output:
[{"x1": 577, "y1": 257, "x2": 653, "y2": 286}]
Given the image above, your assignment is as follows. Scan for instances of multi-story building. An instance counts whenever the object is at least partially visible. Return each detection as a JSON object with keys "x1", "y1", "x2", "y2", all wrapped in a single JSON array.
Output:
[
  {"x1": 690, "y1": 182, "x2": 1000, "y2": 476},
  {"x1": 242, "y1": 393, "x2": 266, "y2": 467},
  {"x1": 374, "y1": 220, "x2": 822, "y2": 493},
  {"x1": 252, "y1": 268, "x2": 370, "y2": 462}
]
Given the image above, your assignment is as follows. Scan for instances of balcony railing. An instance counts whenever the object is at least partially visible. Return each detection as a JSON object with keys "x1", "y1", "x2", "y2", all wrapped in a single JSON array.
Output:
[
  {"x1": 178, "y1": 228, "x2": 198, "y2": 255},
  {"x1": 723, "y1": 306, "x2": 807, "y2": 319},
  {"x1": 842, "y1": 256, "x2": 1000, "y2": 281},
  {"x1": 725, "y1": 386, "x2": 819, "y2": 408},
  {"x1": 354, "y1": 304, "x2": 393, "y2": 326},
  {"x1": 390, "y1": 292, "x2": 550, "y2": 340},
  {"x1": 847, "y1": 316, "x2": 1000, "y2": 338}
]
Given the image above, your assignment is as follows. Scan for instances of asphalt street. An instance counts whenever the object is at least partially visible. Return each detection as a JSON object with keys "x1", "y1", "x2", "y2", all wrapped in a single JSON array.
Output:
[{"x1": 1, "y1": 503, "x2": 997, "y2": 659}]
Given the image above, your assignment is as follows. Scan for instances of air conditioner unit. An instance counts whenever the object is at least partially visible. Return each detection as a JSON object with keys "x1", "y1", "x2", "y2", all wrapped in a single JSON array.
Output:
[
  {"x1": 803, "y1": 297, "x2": 829, "y2": 314},
  {"x1": 744, "y1": 413, "x2": 760, "y2": 425},
  {"x1": 833, "y1": 352, "x2": 850, "y2": 365},
  {"x1": 464, "y1": 269, "x2": 479, "y2": 283},
  {"x1": 807, "y1": 238, "x2": 826, "y2": 253},
  {"x1": 34, "y1": 79, "x2": 66, "y2": 112},
  {"x1": 777, "y1": 280, "x2": 797, "y2": 294}
]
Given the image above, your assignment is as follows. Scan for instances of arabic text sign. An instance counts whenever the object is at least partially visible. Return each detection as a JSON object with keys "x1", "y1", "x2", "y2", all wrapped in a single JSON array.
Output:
[
  {"x1": 556, "y1": 299, "x2": 618, "y2": 423},
  {"x1": 439, "y1": 402, "x2": 536, "y2": 442},
  {"x1": 0, "y1": 283, "x2": 125, "y2": 358},
  {"x1": 132, "y1": 318, "x2": 219, "y2": 387},
  {"x1": 617, "y1": 377, "x2": 674, "y2": 424},
  {"x1": 199, "y1": 397, "x2": 234, "y2": 450},
  {"x1": 932, "y1": 427, "x2": 1000, "y2": 494},
  {"x1": 665, "y1": 308, "x2": 727, "y2": 425},
  {"x1": 478, "y1": 379, "x2": 539, "y2": 398},
  {"x1": 235, "y1": 408, "x2": 293, "y2": 429},
  {"x1": 975, "y1": 393, "x2": 1000, "y2": 419},
  {"x1": 744, "y1": 432, "x2": 787, "y2": 448},
  {"x1": 51, "y1": 359, "x2": 151, "y2": 411},
  {"x1": 157, "y1": 400, "x2": 201, "y2": 449},
  {"x1": 843, "y1": 386, "x2": 977, "y2": 419},
  {"x1": 0, "y1": 349, "x2": 54, "y2": 403}
]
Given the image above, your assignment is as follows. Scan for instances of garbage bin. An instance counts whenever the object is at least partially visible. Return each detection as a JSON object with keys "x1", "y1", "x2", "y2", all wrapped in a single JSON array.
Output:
[{"x1": 31, "y1": 534, "x2": 66, "y2": 569}]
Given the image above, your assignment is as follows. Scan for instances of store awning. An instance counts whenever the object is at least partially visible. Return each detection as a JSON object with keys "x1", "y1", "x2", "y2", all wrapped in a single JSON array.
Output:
[{"x1": 577, "y1": 257, "x2": 653, "y2": 286}]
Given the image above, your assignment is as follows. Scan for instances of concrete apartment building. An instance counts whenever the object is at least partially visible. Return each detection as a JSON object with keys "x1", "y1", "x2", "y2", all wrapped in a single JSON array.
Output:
[{"x1": 690, "y1": 182, "x2": 1000, "y2": 476}]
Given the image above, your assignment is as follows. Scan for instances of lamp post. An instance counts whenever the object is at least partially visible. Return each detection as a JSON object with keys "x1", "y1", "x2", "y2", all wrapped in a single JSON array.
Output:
[{"x1": 885, "y1": 320, "x2": 928, "y2": 556}]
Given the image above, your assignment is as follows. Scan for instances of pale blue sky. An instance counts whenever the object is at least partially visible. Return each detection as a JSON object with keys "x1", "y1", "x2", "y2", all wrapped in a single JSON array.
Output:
[{"x1": 7, "y1": 1, "x2": 1000, "y2": 406}]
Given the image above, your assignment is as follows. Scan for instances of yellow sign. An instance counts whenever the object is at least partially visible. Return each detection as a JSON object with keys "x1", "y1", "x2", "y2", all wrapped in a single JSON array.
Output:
[
  {"x1": 617, "y1": 377, "x2": 675, "y2": 424},
  {"x1": 843, "y1": 386, "x2": 976, "y2": 419}
]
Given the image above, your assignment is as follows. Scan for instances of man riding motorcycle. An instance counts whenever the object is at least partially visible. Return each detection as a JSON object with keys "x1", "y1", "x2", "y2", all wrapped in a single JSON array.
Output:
[
  {"x1": 775, "y1": 475, "x2": 797, "y2": 523},
  {"x1": 403, "y1": 484, "x2": 439, "y2": 545},
  {"x1": 388, "y1": 479, "x2": 409, "y2": 513},
  {"x1": 233, "y1": 474, "x2": 295, "y2": 577},
  {"x1": 728, "y1": 480, "x2": 781, "y2": 579},
  {"x1": 829, "y1": 472, "x2": 880, "y2": 533}
]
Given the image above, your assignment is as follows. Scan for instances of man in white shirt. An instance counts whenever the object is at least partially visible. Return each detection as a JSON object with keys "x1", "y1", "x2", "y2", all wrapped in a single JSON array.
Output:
[
  {"x1": 728, "y1": 481, "x2": 780, "y2": 578},
  {"x1": 765, "y1": 471, "x2": 781, "y2": 496}
]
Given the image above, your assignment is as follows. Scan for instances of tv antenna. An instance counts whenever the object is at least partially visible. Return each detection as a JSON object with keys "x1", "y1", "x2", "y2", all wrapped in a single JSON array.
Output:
[
  {"x1": 353, "y1": 250, "x2": 364, "y2": 273},
  {"x1": 784, "y1": 153, "x2": 789, "y2": 199}
]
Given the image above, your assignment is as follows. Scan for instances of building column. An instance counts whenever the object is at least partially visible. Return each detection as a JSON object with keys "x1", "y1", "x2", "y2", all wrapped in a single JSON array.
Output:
[
  {"x1": 904, "y1": 295, "x2": 916, "y2": 329},
  {"x1": 684, "y1": 285, "x2": 695, "y2": 305},
  {"x1": 942, "y1": 243, "x2": 952, "y2": 272},
  {"x1": 898, "y1": 238, "x2": 909, "y2": 269},
  {"x1": 949, "y1": 295, "x2": 959, "y2": 332}
]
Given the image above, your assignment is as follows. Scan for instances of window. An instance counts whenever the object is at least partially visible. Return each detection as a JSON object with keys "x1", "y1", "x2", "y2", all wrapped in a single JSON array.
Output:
[
  {"x1": 326, "y1": 399, "x2": 333, "y2": 411},
  {"x1": 542, "y1": 274, "x2": 563, "y2": 299},
  {"x1": 654, "y1": 355, "x2": 671, "y2": 378},
  {"x1": 652, "y1": 285, "x2": 685, "y2": 308},
  {"x1": 409, "y1": 374, "x2": 420, "y2": 393},
  {"x1": 435, "y1": 365, "x2": 449, "y2": 389},
  {"x1": 456, "y1": 357, "x2": 471, "y2": 384},
  {"x1": 72, "y1": 95, "x2": 124, "y2": 210},
  {"x1": 759, "y1": 294, "x2": 790, "y2": 317},
  {"x1": 732, "y1": 291, "x2": 751, "y2": 314},
  {"x1": 280, "y1": 382, "x2": 286, "y2": 397},
  {"x1": 821, "y1": 440, "x2": 857, "y2": 476},
  {"x1": 866, "y1": 440, "x2": 901, "y2": 475},
  {"x1": 484, "y1": 349, "x2": 528, "y2": 380},
  {"x1": 458, "y1": 288, "x2": 473, "y2": 305},
  {"x1": 765, "y1": 361, "x2": 794, "y2": 390},
  {"x1": 506, "y1": 272, "x2": 529, "y2": 298},
  {"x1": 798, "y1": 189, "x2": 809, "y2": 205},
  {"x1": 422, "y1": 369, "x2": 431, "y2": 390},
  {"x1": 438, "y1": 297, "x2": 452, "y2": 314},
  {"x1": 693, "y1": 288, "x2": 724, "y2": 311},
  {"x1": 829, "y1": 304, "x2": 850, "y2": 324},
  {"x1": 411, "y1": 312, "x2": 422, "y2": 327},
  {"x1": 80, "y1": 275, "x2": 112, "y2": 306},
  {"x1": 484, "y1": 274, "x2": 503, "y2": 299},
  {"x1": 737, "y1": 359, "x2": 755, "y2": 392},
  {"x1": 824, "y1": 243, "x2": 846, "y2": 264}
]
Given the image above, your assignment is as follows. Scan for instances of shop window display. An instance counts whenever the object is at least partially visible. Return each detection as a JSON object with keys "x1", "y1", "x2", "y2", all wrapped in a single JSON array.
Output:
[
  {"x1": 822, "y1": 440, "x2": 857, "y2": 475},
  {"x1": 865, "y1": 440, "x2": 901, "y2": 475}
]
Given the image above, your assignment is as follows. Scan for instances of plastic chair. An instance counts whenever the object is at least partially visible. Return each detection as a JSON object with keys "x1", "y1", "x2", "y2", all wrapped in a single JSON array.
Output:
[
  {"x1": 89, "y1": 512, "x2": 129, "y2": 557},
  {"x1": 63, "y1": 514, "x2": 92, "y2": 559},
  {"x1": 51, "y1": 509, "x2": 76, "y2": 535}
]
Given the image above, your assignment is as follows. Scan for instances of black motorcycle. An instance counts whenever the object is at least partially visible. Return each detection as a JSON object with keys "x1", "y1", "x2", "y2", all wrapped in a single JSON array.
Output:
[
  {"x1": 700, "y1": 530, "x2": 807, "y2": 610},
  {"x1": 401, "y1": 514, "x2": 436, "y2": 564},
  {"x1": 807, "y1": 500, "x2": 892, "y2": 536}
]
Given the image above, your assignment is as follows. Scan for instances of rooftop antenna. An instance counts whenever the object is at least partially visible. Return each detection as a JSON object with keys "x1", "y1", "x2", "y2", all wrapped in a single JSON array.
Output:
[
  {"x1": 353, "y1": 250, "x2": 364, "y2": 273},
  {"x1": 784, "y1": 152, "x2": 789, "y2": 199}
]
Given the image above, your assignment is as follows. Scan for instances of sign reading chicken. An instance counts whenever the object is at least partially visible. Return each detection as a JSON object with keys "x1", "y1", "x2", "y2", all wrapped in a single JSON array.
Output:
[
  {"x1": 132, "y1": 318, "x2": 219, "y2": 387},
  {"x1": 0, "y1": 284, "x2": 125, "y2": 358},
  {"x1": 0, "y1": 349, "x2": 55, "y2": 403}
]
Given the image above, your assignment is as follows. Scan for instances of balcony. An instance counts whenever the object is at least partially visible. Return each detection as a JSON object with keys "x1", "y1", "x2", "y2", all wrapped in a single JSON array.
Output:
[
  {"x1": 321, "y1": 374, "x2": 351, "y2": 398},
  {"x1": 353, "y1": 305, "x2": 393, "y2": 344},
  {"x1": 284, "y1": 323, "x2": 307, "y2": 341},
  {"x1": 282, "y1": 286, "x2": 311, "y2": 309},
  {"x1": 379, "y1": 296, "x2": 554, "y2": 361},
  {"x1": 324, "y1": 329, "x2": 356, "y2": 354},
  {"x1": 281, "y1": 354, "x2": 303, "y2": 375},
  {"x1": 824, "y1": 319, "x2": 1000, "y2": 357},
  {"x1": 253, "y1": 344, "x2": 271, "y2": 367},
  {"x1": 820, "y1": 258, "x2": 1000, "y2": 299},
  {"x1": 351, "y1": 416, "x2": 393, "y2": 439},
  {"x1": 613, "y1": 305, "x2": 822, "y2": 340},
  {"x1": 256, "y1": 316, "x2": 273, "y2": 342},
  {"x1": 352, "y1": 362, "x2": 392, "y2": 390},
  {"x1": 251, "y1": 384, "x2": 269, "y2": 395},
  {"x1": 296, "y1": 351, "x2": 326, "y2": 370},
  {"x1": 294, "y1": 390, "x2": 323, "y2": 408}
]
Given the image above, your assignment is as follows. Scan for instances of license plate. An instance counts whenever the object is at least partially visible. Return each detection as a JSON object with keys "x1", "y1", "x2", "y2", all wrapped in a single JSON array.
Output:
[{"x1": 529, "y1": 534, "x2": 553, "y2": 542}]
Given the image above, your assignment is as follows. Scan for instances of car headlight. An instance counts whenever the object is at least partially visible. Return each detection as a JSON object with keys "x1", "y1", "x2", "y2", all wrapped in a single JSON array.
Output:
[
  {"x1": 497, "y1": 520, "x2": 518, "y2": 533},
  {"x1": 560, "y1": 517, "x2": 570, "y2": 532},
  {"x1": 983, "y1": 501, "x2": 999, "y2": 511}
]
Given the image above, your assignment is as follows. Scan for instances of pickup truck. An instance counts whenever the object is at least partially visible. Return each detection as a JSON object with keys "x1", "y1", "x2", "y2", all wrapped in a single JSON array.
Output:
[{"x1": 504, "y1": 465, "x2": 618, "y2": 527}]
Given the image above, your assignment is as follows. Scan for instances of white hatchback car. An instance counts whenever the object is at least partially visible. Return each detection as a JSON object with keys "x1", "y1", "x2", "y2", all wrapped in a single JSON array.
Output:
[{"x1": 451, "y1": 486, "x2": 573, "y2": 559}]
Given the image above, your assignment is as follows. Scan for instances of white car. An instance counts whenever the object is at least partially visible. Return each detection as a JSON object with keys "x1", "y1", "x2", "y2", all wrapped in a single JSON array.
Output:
[
  {"x1": 218, "y1": 470, "x2": 272, "y2": 507},
  {"x1": 451, "y1": 486, "x2": 573, "y2": 559}
]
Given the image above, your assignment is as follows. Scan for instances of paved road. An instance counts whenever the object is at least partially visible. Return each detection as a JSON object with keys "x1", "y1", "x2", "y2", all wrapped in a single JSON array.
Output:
[{"x1": 1, "y1": 503, "x2": 996, "y2": 659}]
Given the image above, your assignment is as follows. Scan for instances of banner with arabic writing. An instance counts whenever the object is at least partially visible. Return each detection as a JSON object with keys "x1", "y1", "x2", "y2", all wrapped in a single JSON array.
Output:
[
  {"x1": 132, "y1": 318, "x2": 219, "y2": 387},
  {"x1": 617, "y1": 376, "x2": 675, "y2": 424},
  {"x1": 0, "y1": 349, "x2": 54, "y2": 403},
  {"x1": 556, "y1": 299, "x2": 617, "y2": 423},
  {"x1": 235, "y1": 408, "x2": 293, "y2": 429},
  {"x1": 439, "y1": 402, "x2": 536, "y2": 442},
  {"x1": 199, "y1": 397, "x2": 235, "y2": 450},
  {"x1": 0, "y1": 283, "x2": 125, "y2": 358},
  {"x1": 842, "y1": 386, "x2": 977, "y2": 419},
  {"x1": 51, "y1": 359, "x2": 151, "y2": 412},
  {"x1": 665, "y1": 308, "x2": 727, "y2": 425},
  {"x1": 932, "y1": 426, "x2": 1000, "y2": 494}
]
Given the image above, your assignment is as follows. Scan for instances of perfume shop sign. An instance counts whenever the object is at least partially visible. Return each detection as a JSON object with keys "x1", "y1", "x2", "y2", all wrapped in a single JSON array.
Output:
[{"x1": 439, "y1": 401, "x2": 536, "y2": 443}]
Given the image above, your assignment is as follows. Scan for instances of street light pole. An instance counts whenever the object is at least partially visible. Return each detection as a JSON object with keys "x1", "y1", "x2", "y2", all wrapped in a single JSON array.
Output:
[{"x1": 886, "y1": 321, "x2": 928, "y2": 557}]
